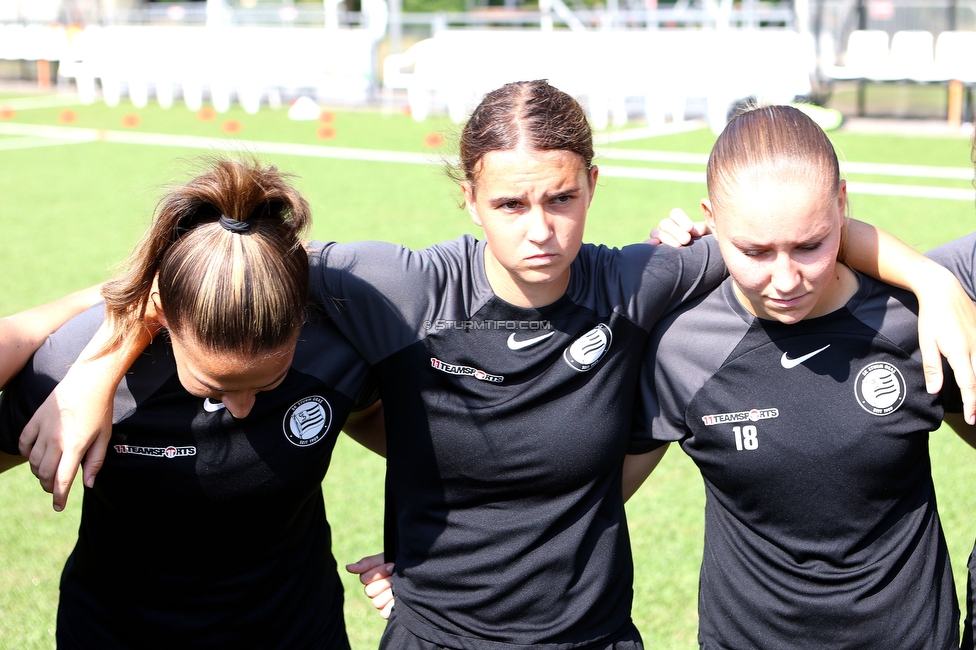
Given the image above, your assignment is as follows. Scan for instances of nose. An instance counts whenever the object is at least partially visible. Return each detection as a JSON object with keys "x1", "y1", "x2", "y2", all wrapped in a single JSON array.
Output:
[
  {"x1": 769, "y1": 253, "x2": 801, "y2": 295},
  {"x1": 221, "y1": 392, "x2": 257, "y2": 419},
  {"x1": 526, "y1": 205, "x2": 554, "y2": 244}
]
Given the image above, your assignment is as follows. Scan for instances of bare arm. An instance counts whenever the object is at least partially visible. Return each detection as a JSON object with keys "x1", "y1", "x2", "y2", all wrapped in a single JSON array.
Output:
[
  {"x1": 0, "y1": 284, "x2": 104, "y2": 388},
  {"x1": 622, "y1": 444, "x2": 669, "y2": 502},
  {"x1": 342, "y1": 401, "x2": 386, "y2": 457},
  {"x1": 18, "y1": 321, "x2": 155, "y2": 511},
  {"x1": 843, "y1": 220, "x2": 976, "y2": 422}
]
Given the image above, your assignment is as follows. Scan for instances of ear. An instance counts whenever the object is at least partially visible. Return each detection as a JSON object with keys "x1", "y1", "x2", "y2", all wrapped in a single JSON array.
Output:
[
  {"x1": 585, "y1": 165, "x2": 599, "y2": 207},
  {"x1": 836, "y1": 179, "x2": 848, "y2": 219},
  {"x1": 701, "y1": 197, "x2": 716, "y2": 232},
  {"x1": 149, "y1": 274, "x2": 167, "y2": 328},
  {"x1": 462, "y1": 182, "x2": 483, "y2": 228}
]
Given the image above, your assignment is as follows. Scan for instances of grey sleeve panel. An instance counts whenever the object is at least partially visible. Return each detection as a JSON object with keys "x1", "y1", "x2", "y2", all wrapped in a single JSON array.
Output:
[
  {"x1": 570, "y1": 236, "x2": 727, "y2": 332},
  {"x1": 0, "y1": 306, "x2": 102, "y2": 454},
  {"x1": 633, "y1": 280, "x2": 749, "y2": 451},
  {"x1": 307, "y1": 236, "x2": 494, "y2": 365},
  {"x1": 570, "y1": 237, "x2": 727, "y2": 332},
  {"x1": 926, "y1": 232, "x2": 976, "y2": 302}
]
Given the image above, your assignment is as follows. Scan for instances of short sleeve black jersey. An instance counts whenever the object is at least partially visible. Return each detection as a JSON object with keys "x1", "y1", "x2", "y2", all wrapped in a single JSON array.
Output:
[
  {"x1": 308, "y1": 234, "x2": 725, "y2": 649},
  {"x1": 926, "y1": 232, "x2": 976, "y2": 650},
  {"x1": 0, "y1": 307, "x2": 373, "y2": 650},
  {"x1": 636, "y1": 274, "x2": 958, "y2": 649}
]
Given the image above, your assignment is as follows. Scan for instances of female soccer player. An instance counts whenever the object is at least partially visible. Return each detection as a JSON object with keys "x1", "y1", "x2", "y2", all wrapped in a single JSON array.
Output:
[
  {"x1": 0, "y1": 159, "x2": 381, "y2": 648},
  {"x1": 21, "y1": 83, "x2": 976, "y2": 649},
  {"x1": 635, "y1": 104, "x2": 962, "y2": 648}
]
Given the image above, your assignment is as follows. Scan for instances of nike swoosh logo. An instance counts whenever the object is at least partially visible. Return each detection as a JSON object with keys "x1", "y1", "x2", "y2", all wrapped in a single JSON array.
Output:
[
  {"x1": 507, "y1": 331, "x2": 555, "y2": 351},
  {"x1": 203, "y1": 398, "x2": 226, "y2": 412},
  {"x1": 781, "y1": 344, "x2": 830, "y2": 369}
]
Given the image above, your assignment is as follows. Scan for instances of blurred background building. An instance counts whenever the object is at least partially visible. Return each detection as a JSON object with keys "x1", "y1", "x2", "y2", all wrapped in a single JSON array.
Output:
[{"x1": 1, "y1": 1, "x2": 973, "y2": 128}]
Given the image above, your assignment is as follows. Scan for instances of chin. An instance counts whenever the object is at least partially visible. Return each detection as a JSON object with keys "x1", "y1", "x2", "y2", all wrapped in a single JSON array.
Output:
[{"x1": 762, "y1": 308, "x2": 810, "y2": 324}]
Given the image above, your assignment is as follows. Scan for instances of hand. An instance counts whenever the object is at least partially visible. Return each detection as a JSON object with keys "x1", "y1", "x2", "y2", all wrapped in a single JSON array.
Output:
[
  {"x1": 915, "y1": 267, "x2": 976, "y2": 424},
  {"x1": 18, "y1": 370, "x2": 114, "y2": 512},
  {"x1": 346, "y1": 553, "x2": 395, "y2": 619},
  {"x1": 646, "y1": 208, "x2": 709, "y2": 247}
]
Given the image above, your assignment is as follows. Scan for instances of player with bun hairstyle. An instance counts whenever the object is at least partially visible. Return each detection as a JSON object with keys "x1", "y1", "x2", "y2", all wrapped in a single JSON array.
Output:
[
  {"x1": 19, "y1": 83, "x2": 976, "y2": 649},
  {"x1": 0, "y1": 158, "x2": 380, "y2": 648},
  {"x1": 637, "y1": 104, "x2": 964, "y2": 648}
]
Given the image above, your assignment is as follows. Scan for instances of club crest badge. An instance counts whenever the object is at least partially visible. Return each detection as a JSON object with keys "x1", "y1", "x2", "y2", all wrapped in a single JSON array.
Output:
[
  {"x1": 854, "y1": 362, "x2": 906, "y2": 416},
  {"x1": 283, "y1": 396, "x2": 333, "y2": 446},
  {"x1": 564, "y1": 323, "x2": 612, "y2": 372}
]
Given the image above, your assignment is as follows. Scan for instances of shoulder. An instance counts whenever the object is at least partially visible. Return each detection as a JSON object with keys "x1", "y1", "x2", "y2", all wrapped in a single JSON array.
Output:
[
  {"x1": 308, "y1": 235, "x2": 480, "y2": 272},
  {"x1": 30, "y1": 306, "x2": 104, "y2": 383},
  {"x1": 848, "y1": 273, "x2": 919, "y2": 340},
  {"x1": 926, "y1": 233, "x2": 976, "y2": 302}
]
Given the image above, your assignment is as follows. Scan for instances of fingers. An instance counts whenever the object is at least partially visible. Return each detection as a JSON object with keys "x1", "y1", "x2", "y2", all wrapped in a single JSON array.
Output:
[
  {"x1": 669, "y1": 207, "x2": 696, "y2": 234},
  {"x1": 358, "y1": 562, "x2": 395, "y2": 587},
  {"x1": 345, "y1": 553, "x2": 396, "y2": 618},
  {"x1": 345, "y1": 552, "x2": 387, "y2": 577},
  {"x1": 650, "y1": 209, "x2": 695, "y2": 248},
  {"x1": 81, "y1": 428, "x2": 111, "y2": 489},
  {"x1": 26, "y1": 431, "x2": 61, "y2": 494},
  {"x1": 947, "y1": 355, "x2": 976, "y2": 425},
  {"x1": 366, "y1": 582, "x2": 395, "y2": 619},
  {"x1": 917, "y1": 326, "x2": 944, "y2": 396},
  {"x1": 17, "y1": 416, "x2": 39, "y2": 457}
]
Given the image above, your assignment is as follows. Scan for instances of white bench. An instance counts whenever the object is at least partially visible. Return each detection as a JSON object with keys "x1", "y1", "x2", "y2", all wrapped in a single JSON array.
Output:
[{"x1": 59, "y1": 25, "x2": 380, "y2": 113}]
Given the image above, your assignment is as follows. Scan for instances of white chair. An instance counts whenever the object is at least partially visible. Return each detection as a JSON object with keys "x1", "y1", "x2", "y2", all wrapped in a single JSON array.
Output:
[
  {"x1": 889, "y1": 30, "x2": 946, "y2": 82},
  {"x1": 823, "y1": 30, "x2": 889, "y2": 81},
  {"x1": 935, "y1": 30, "x2": 976, "y2": 84}
]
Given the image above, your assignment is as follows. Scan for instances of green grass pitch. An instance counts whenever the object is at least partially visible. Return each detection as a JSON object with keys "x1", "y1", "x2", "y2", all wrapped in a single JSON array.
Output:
[{"x1": 1, "y1": 92, "x2": 975, "y2": 648}]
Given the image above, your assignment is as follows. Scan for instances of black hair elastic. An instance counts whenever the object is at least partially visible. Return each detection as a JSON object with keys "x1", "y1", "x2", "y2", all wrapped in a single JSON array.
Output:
[{"x1": 218, "y1": 214, "x2": 252, "y2": 234}]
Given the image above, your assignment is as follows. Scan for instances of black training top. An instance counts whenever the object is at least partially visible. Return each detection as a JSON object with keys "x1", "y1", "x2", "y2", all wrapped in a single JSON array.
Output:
[
  {"x1": 0, "y1": 308, "x2": 373, "y2": 650},
  {"x1": 637, "y1": 273, "x2": 959, "y2": 649},
  {"x1": 927, "y1": 232, "x2": 976, "y2": 650},
  {"x1": 309, "y1": 234, "x2": 726, "y2": 649}
]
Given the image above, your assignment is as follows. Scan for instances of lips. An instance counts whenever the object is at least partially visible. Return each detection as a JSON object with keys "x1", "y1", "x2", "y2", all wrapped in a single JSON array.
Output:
[
  {"x1": 524, "y1": 253, "x2": 556, "y2": 266},
  {"x1": 767, "y1": 294, "x2": 807, "y2": 309}
]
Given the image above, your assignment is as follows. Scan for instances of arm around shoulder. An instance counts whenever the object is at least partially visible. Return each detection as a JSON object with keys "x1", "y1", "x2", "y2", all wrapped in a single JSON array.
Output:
[{"x1": 0, "y1": 284, "x2": 104, "y2": 388}]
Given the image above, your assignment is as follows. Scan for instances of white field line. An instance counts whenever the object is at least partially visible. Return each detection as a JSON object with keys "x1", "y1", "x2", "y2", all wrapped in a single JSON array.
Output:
[
  {"x1": 0, "y1": 121, "x2": 445, "y2": 165},
  {"x1": 0, "y1": 135, "x2": 90, "y2": 151},
  {"x1": 595, "y1": 120, "x2": 708, "y2": 144},
  {"x1": 0, "y1": 121, "x2": 972, "y2": 201},
  {"x1": 599, "y1": 147, "x2": 975, "y2": 181},
  {"x1": 598, "y1": 165, "x2": 976, "y2": 202},
  {"x1": 0, "y1": 94, "x2": 85, "y2": 110}
]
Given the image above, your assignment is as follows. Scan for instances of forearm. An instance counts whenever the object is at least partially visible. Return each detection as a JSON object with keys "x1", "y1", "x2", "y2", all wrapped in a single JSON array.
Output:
[
  {"x1": 622, "y1": 444, "x2": 669, "y2": 502},
  {"x1": 0, "y1": 284, "x2": 105, "y2": 387},
  {"x1": 343, "y1": 401, "x2": 386, "y2": 457},
  {"x1": 844, "y1": 219, "x2": 952, "y2": 291}
]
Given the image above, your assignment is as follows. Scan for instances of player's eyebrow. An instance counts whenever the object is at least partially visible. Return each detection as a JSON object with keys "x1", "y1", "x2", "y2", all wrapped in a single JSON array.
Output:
[{"x1": 192, "y1": 367, "x2": 290, "y2": 393}]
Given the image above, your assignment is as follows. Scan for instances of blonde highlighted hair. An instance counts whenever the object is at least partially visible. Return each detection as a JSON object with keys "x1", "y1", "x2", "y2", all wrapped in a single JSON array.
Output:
[{"x1": 101, "y1": 158, "x2": 311, "y2": 358}]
